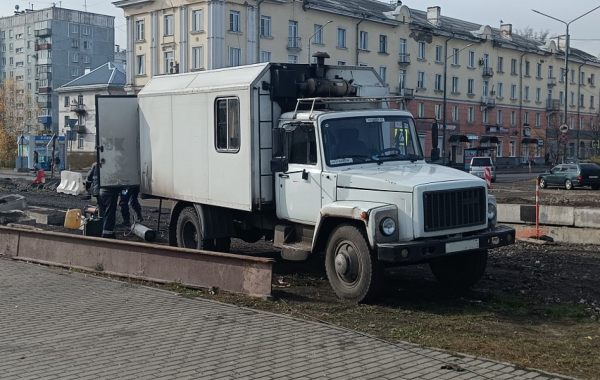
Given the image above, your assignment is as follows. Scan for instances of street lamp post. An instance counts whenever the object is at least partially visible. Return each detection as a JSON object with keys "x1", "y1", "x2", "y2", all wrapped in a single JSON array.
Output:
[
  {"x1": 442, "y1": 41, "x2": 474, "y2": 164},
  {"x1": 532, "y1": 5, "x2": 600, "y2": 130},
  {"x1": 307, "y1": 20, "x2": 333, "y2": 63}
]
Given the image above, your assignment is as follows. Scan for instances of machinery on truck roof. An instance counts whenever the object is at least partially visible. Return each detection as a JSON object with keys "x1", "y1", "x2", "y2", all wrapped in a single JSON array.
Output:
[{"x1": 95, "y1": 54, "x2": 515, "y2": 303}]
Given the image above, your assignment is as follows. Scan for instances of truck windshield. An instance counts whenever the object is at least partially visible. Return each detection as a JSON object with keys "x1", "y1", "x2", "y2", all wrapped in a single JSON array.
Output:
[{"x1": 321, "y1": 116, "x2": 423, "y2": 167}]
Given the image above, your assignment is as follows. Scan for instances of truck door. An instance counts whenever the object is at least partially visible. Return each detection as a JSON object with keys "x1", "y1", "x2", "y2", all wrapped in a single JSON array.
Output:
[
  {"x1": 96, "y1": 95, "x2": 140, "y2": 188},
  {"x1": 276, "y1": 123, "x2": 322, "y2": 224}
]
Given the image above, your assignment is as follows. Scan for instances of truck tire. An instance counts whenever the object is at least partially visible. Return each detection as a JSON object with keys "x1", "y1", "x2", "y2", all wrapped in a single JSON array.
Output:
[
  {"x1": 325, "y1": 224, "x2": 382, "y2": 303},
  {"x1": 429, "y1": 249, "x2": 488, "y2": 289},
  {"x1": 176, "y1": 206, "x2": 215, "y2": 250}
]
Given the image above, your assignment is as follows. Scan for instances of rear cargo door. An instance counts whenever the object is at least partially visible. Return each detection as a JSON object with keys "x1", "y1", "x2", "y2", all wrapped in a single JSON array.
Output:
[{"x1": 95, "y1": 95, "x2": 140, "y2": 188}]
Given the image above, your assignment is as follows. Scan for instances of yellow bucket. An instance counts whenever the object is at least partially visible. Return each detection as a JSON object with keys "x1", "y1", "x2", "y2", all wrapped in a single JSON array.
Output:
[{"x1": 64, "y1": 209, "x2": 82, "y2": 229}]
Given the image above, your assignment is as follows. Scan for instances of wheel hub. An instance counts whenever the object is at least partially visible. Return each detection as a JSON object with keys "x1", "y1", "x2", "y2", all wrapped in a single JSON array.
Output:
[{"x1": 335, "y1": 253, "x2": 349, "y2": 275}]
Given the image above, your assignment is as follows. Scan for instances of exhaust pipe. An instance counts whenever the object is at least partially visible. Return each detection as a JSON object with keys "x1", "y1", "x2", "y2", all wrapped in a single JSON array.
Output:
[{"x1": 131, "y1": 223, "x2": 157, "y2": 242}]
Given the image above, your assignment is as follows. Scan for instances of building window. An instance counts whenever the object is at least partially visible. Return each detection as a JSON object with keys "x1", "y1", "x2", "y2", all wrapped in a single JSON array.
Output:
[
  {"x1": 164, "y1": 51, "x2": 174, "y2": 74},
  {"x1": 359, "y1": 31, "x2": 368, "y2": 50},
  {"x1": 417, "y1": 103, "x2": 424, "y2": 117},
  {"x1": 497, "y1": 82, "x2": 503, "y2": 98},
  {"x1": 70, "y1": 67, "x2": 79, "y2": 77},
  {"x1": 399, "y1": 38, "x2": 407, "y2": 56},
  {"x1": 571, "y1": 69, "x2": 575, "y2": 83},
  {"x1": 548, "y1": 65, "x2": 554, "y2": 78},
  {"x1": 78, "y1": 135, "x2": 84, "y2": 149},
  {"x1": 510, "y1": 58, "x2": 517, "y2": 75},
  {"x1": 524, "y1": 61, "x2": 530, "y2": 76},
  {"x1": 288, "y1": 55, "x2": 298, "y2": 64},
  {"x1": 451, "y1": 76, "x2": 459, "y2": 93},
  {"x1": 72, "y1": 52, "x2": 79, "y2": 62},
  {"x1": 524, "y1": 86, "x2": 530, "y2": 101},
  {"x1": 580, "y1": 93, "x2": 585, "y2": 107},
  {"x1": 560, "y1": 68, "x2": 566, "y2": 83},
  {"x1": 192, "y1": 46, "x2": 204, "y2": 70},
  {"x1": 398, "y1": 69, "x2": 406, "y2": 90},
  {"x1": 559, "y1": 91, "x2": 564, "y2": 105},
  {"x1": 260, "y1": 16, "x2": 271, "y2": 37},
  {"x1": 379, "y1": 35, "x2": 387, "y2": 53},
  {"x1": 435, "y1": 45, "x2": 442, "y2": 63},
  {"x1": 379, "y1": 66, "x2": 387, "y2": 82},
  {"x1": 483, "y1": 80, "x2": 489, "y2": 96},
  {"x1": 83, "y1": 40, "x2": 90, "y2": 49},
  {"x1": 337, "y1": 28, "x2": 346, "y2": 48},
  {"x1": 70, "y1": 24, "x2": 79, "y2": 34},
  {"x1": 570, "y1": 91, "x2": 575, "y2": 106},
  {"x1": 452, "y1": 105, "x2": 459, "y2": 121},
  {"x1": 215, "y1": 97, "x2": 240, "y2": 153},
  {"x1": 72, "y1": 39, "x2": 79, "y2": 48},
  {"x1": 313, "y1": 24, "x2": 324, "y2": 45},
  {"x1": 164, "y1": 15, "x2": 174, "y2": 36},
  {"x1": 82, "y1": 26, "x2": 91, "y2": 36},
  {"x1": 229, "y1": 47, "x2": 241, "y2": 66},
  {"x1": 524, "y1": 111, "x2": 529, "y2": 124},
  {"x1": 536, "y1": 62, "x2": 542, "y2": 78},
  {"x1": 467, "y1": 79, "x2": 474, "y2": 95},
  {"x1": 590, "y1": 73, "x2": 595, "y2": 86},
  {"x1": 511, "y1": 84, "x2": 517, "y2": 100},
  {"x1": 434, "y1": 74, "x2": 442, "y2": 91},
  {"x1": 136, "y1": 54, "x2": 145, "y2": 75},
  {"x1": 497, "y1": 56, "x2": 504, "y2": 73},
  {"x1": 467, "y1": 106, "x2": 474, "y2": 122},
  {"x1": 482, "y1": 109, "x2": 489, "y2": 123},
  {"x1": 591, "y1": 95, "x2": 595, "y2": 109},
  {"x1": 64, "y1": 96, "x2": 70, "y2": 107},
  {"x1": 417, "y1": 42, "x2": 426, "y2": 59},
  {"x1": 288, "y1": 21, "x2": 299, "y2": 48},
  {"x1": 434, "y1": 104, "x2": 442, "y2": 120},
  {"x1": 535, "y1": 113, "x2": 541, "y2": 127},
  {"x1": 417, "y1": 71, "x2": 425, "y2": 89},
  {"x1": 452, "y1": 48, "x2": 459, "y2": 65},
  {"x1": 468, "y1": 51, "x2": 475, "y2": 68},
  {"x1": 510, "y1": 111, "x2": 516, "y2": 126},
  {"x1": 135, "y1": 20, "x2": 145, "y2": 41},
  {"x1": 337, "y1": 61, "x2": 346, "y2": 66},
  {"x1": 229, "y1": 11, "x2": 240, "y2": 32},
  {"x1": 84, "y1": 55, "x2": 90, "y2": 64},
  {"x1": 260, "y1": 51, "x2": 271, "y2": 63},
  {"x1": 497, "y1": 140, "x2": 503, "y2": 157},
  {"x1": 536, "y1": 88, "x2": 541, "y2": 102},
  {"x1": 192, "y1": 10, "x2": 204, "y2": 32},
  {"x1": 510, "y1": 141, "x2": 515, "y2": 157},
  {"x1": 497, "y1": 109, "x2": 503, "y2": 125}
]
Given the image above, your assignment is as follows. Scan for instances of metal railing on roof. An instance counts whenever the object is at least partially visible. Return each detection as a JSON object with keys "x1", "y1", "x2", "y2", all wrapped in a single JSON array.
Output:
[{"x1": 292, "y1": 96, "x2": 408, "y2": 119}]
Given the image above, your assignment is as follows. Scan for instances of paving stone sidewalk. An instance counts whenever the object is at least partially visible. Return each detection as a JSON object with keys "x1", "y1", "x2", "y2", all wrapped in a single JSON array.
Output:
[{"x1": 0, "y1": 257, "x2": 571, "y2": 380}]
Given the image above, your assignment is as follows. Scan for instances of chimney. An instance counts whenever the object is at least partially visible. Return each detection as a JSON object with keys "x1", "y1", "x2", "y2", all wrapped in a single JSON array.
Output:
[
  {"x1": 500, "y1": 23, "x2": 512, "y2": 38},
  {"x1": 427, "y1": 6, "x2": 441, "y2": 26}
]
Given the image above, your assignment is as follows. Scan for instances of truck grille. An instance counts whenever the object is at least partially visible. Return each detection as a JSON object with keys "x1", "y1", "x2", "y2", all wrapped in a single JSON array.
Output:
[{"x1": 423, "y1": 187, "x2": 486, "y2": 232}]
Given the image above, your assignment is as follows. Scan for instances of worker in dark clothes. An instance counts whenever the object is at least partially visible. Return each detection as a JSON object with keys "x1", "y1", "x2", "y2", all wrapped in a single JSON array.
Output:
[
  {"x1": 85, "y1": 162, "x2": 119, "y2": 239},
  {"x1": 119, "y1": 186, "x2": 143, "y2": 227}
]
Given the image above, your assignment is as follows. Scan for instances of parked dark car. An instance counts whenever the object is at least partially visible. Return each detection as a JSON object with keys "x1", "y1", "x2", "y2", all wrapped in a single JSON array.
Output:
[{"x1": 538, "y1": 163, "x2": 600, "y2": 190}]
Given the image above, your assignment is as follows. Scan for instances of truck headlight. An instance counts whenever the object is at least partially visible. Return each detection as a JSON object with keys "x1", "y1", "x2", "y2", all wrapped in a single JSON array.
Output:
[
  {"x1": 487, "y1": 197, "x2": 497, "y2": 227},
  {"x1": 380, "y1": 217, "x2": 396, "y2": 236}
]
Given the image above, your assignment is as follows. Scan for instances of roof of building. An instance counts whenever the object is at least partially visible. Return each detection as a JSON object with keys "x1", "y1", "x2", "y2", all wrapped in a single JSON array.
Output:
[{"x1": 59, "y1": 62, "x2": 126, "y2": 89}]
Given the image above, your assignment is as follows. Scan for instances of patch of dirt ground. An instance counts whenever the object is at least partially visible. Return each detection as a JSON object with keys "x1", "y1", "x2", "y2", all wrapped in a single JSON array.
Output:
[{"x1": 1, "y1": 177, "x2": 600, "y2": 379}]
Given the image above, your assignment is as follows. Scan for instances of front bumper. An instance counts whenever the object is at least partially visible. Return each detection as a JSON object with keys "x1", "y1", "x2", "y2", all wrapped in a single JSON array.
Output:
[{"x1": 377, "y1": 225, "x2": 515, "y2": 264}]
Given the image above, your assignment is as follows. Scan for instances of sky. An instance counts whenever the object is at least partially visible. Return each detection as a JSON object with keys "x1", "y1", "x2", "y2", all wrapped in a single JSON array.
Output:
[{"x1": 0, "y1": 0, "x2": 599, "y2": 56}]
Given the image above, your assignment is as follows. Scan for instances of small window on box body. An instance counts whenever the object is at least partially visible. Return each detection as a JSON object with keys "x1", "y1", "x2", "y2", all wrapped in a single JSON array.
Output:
[{"x1": 215, "y1": 97, "x2": 240, "y2": 153}]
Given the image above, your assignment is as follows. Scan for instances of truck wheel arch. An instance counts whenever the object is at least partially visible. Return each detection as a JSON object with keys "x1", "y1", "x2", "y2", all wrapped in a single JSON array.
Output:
[{"x1": 313, "y1": 217, "x2": 367, "y2": 255}]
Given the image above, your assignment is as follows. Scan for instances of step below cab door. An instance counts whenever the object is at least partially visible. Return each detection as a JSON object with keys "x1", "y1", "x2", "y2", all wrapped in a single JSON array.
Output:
[
  {"x1": 95, "y1": 95, "x2": 140, "y2": 188},
  {"x1": 275, "y1": 123, "x2": 322, "y2": 225}
]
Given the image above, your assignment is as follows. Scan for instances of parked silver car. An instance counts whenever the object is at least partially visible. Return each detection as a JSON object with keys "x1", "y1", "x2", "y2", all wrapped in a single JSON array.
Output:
[{"x1": 469, "y1": 156, "x2": 496, "y2": 182}]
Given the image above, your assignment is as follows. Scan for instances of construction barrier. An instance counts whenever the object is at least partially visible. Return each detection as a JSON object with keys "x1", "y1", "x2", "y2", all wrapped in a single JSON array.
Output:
[{"x1": 56, "y1": 171, "x2": 86, "y2": 195}]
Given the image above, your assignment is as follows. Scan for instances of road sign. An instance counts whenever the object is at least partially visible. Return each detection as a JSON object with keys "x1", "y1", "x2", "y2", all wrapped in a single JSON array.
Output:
[
  {"x1": 523, "y1": 127, "x2": 531, "y2": 137},
  {"x1": 559, "y1": 124, "x2": 569, "y2": 134}
]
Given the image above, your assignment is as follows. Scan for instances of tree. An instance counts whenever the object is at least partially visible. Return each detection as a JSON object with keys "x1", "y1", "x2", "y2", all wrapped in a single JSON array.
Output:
[
  {"x1": 515, "y1": 27, "x2": 550, "y2": 43},
  {"x1": 0, "y1": 79, "x2": 34, "y2": 167}
]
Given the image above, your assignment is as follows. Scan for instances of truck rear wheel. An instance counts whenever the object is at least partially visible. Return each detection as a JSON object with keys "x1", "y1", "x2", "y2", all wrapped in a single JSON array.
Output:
[
  {"x1": 176, "y1": 207, "x2": 215, "y2": 250},
  {"x1": 429, "y1": 249, "x2": 488, "y2": 289},
  {"x1": 325, "y1": 224, "x2": 382, "y2": 303}
]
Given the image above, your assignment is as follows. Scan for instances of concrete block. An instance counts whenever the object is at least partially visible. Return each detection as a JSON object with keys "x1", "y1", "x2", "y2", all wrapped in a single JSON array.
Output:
[
  {"x1": 497, "y1": 204, "x2": 522, "y2": 224},
  {"x1": 539, "y1": 205, "x2": 574, "y2": 226},
  {"x1": 574, "y1": 208, "x2": 600, "y2": 228},
  {"x1": 546, "y1": 225, "x2": 600, "y2": 245},
  {"x1": 0, "y1": 194, "x2": 26, "y2": 212},
  {"x1": 24, "y1": 207, "x2": 66, "y2": 226},
  {"x1": 0, "y1": 210, "x2": 28, "y2": 224}
]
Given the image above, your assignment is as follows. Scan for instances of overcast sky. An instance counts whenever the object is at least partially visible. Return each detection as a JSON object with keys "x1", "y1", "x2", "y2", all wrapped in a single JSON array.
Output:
[{"x1": 1, "y1": 0, "x2": 599, "y2": 55}]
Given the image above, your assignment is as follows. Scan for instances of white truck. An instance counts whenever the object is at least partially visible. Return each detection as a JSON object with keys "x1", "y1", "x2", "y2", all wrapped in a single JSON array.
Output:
[{"x1": 96, "y1": 55, "x2": 515, "y2": 302}]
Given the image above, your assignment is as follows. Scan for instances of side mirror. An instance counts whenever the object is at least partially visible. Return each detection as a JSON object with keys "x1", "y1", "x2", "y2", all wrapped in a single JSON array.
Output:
[{"x1": 271, "y1": 156, "x2": 288, "y2": 173}]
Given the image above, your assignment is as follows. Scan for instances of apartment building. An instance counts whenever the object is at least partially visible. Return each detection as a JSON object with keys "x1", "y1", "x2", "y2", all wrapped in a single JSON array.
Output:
[
  {"x1": 0, "y1": 6, "x2": 115, "y2": 134},
  {"x1": 114, "y1": 0, "x2": 600, "y2": 163}
]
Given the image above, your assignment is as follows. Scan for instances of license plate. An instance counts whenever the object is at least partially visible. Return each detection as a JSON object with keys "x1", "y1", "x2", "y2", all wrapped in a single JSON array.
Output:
[
  {"x1": 446, "y1": 239, "x2": 479, "y2": 253},
  {"x1": 590, "y1": 176, "x2": 598, "y2": 179}
]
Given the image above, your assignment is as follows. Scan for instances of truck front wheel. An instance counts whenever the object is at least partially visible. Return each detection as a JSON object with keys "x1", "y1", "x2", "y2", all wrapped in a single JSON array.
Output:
[
  {"x1": 429, "y1": 249, "x2": 488, "y2": 289},
  {"x1": 325, "y1": 224, "x2": 382, "y2": 303}
]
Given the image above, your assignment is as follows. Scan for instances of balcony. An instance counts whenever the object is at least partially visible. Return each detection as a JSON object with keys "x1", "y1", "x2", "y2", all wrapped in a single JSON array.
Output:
[
  {"x1": 398, "y1": 53, "x2": 411, "y2": 65},
  {"x1": 76, "y1": 124, "x2": 86, "y2": 134},
  {"x1": 34, "y1": 28, "x2": 51, "y2": 37},
  {"x1": 547, "y1": 77, "x2": 557, "y2": 87},
  {"x1": 546, "y1": 99, "x2": 561, "y2": 112},
  {"x1": 397, "y1": 87, "x2": 414, "y2": 99},
  {"x1": 287, "y1": 37, "x2": 301, "y2": 50},
  {"x1": 481, "y1": 96, "x2": 496, "y2": 108},
  {"x1": 482, "y1": 67, "x2": 494, "y2": 78},
  {"x1": 70, "y1": 103, "x2": 86, "y2": 114},
  {"x1": 37, "y1": 86, "x2": 52, "y2": 94},
  {"x1": 35, "y1": 43, "x2": 52, "y2": 51}
]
